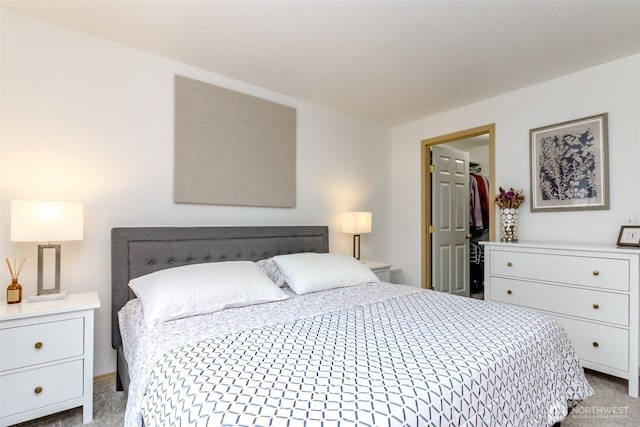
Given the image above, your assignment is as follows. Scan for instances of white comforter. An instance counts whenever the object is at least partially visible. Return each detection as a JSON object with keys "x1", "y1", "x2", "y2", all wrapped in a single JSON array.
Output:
[{"x1": 119, "y1": 283, "x2": 592, "y2": 426}]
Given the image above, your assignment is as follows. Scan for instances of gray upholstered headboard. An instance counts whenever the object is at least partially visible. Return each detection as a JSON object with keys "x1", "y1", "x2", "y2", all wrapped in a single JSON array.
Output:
[{"x1": 111, "y1": 226, "x2": 329, "y2": 349}]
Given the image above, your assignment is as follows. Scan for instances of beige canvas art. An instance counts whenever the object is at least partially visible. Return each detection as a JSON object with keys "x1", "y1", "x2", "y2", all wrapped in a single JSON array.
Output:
[{"x1": 174, "y1": 75, "x2": 297, "y2": 208}]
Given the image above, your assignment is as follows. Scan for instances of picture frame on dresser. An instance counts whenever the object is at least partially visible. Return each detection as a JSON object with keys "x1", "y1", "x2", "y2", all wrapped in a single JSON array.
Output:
[
  {"x1": 617, "y1": 225, "x2": 640, "y2": 247},
  {"x1": 530, "y1": 113, "x2": 609, "y2": 212}
]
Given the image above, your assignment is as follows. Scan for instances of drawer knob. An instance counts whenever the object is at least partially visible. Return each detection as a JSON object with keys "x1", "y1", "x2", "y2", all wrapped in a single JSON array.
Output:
[
  {"x1": 34, "y1": 386, "x2": 43, "y2": 394},
  {"x1": 507, "y1": 262, "x2": 513, "y2": 267},
  {"x1": 34, "y1": 342, "x2": 43, "y2": 349},
  {"x1": 507, "y1": 289, "x2": 513, "y2": 295},
  {"x1": 593, "y1": 270, "x2": 600, "y2": 276},
  {"x1": 592, "y1": 304, "x2": 599, "y2": 310},
  {"x1": 592, "y1": 341, "x2": 599, "y2": 348}
]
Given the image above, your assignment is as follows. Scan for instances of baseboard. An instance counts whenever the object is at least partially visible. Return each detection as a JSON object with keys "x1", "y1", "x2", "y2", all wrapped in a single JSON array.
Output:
[{"x1": 94, "y1": 372, "x2": 116, "y2": 383}]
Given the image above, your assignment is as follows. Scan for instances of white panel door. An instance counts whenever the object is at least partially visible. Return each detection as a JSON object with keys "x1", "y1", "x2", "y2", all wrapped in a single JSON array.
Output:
[{"x1": 431, "y1": 145, "x2": 470, "y2": 297}]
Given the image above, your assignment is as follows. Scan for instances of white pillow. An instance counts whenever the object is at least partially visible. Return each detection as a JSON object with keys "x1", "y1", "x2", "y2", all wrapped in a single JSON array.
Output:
[
  {"x1": 128, "y1": 261, "x2": 288, "y2": 327},
  {"x1": 273, "y1": 253, "x2": 379, "y2": 295}
]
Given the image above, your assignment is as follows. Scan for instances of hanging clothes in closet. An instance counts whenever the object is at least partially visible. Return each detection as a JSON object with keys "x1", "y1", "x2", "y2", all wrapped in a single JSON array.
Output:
[{"x1": 469, "y1": 172, "x2": 489, "y2": 294}]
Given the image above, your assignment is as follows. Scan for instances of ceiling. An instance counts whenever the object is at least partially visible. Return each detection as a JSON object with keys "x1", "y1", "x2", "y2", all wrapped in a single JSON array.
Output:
[{"x1": 3, "y1": 0, "x2": 640, "y2": 126}]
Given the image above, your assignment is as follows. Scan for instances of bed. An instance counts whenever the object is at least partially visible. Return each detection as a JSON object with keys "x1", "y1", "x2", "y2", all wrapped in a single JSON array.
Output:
[{"x1": 112, "y1": 226, "x2": 592, "y2": 427}]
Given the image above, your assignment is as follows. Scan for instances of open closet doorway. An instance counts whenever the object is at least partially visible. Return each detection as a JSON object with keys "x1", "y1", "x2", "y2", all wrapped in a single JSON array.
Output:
[{"x1": 421, "y1": 124, "x2": 495, "y2": 298}]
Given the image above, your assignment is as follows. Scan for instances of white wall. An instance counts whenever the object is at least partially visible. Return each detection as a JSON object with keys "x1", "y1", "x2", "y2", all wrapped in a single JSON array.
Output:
[
  {"x1": 391, "y1": 54, "x2": 640, "y2": 287},
  {"x1": 0, "y1": 11, "x2": 392, "y2": 376}
]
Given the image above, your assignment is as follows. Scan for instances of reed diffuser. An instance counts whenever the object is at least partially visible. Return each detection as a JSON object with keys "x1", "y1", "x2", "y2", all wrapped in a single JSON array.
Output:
[{"x1": 6, "y1": 257, "x2": 25, "y2": 304}]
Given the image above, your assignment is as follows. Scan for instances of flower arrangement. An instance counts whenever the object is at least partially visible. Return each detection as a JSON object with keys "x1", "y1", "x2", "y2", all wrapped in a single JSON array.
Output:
[{"x1": 495, "y1": 187, "x2": 525, "y2": 210}]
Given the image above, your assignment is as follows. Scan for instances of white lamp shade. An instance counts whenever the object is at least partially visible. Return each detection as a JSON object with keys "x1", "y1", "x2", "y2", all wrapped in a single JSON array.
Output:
[
  {"x1": 11, "y1": 200, "x2": 84, "y2": 242},
  {"x1": 342, "y1": 211, "x2": 372, "y2": 234}
]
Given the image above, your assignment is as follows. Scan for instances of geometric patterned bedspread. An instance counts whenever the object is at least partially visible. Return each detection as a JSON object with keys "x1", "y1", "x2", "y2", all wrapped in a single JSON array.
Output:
[{"x1": 139, "y1": 290, "x2": 592, "y2": 426}]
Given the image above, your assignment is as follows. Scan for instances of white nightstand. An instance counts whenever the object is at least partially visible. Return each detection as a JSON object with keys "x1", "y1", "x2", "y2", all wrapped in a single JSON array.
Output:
[
  {"x1": 363, "y1": 260, "x2": 392, "y2": 282},
  {"x1": 0, "y1": 292, "x2": 100, "y2": 426}
]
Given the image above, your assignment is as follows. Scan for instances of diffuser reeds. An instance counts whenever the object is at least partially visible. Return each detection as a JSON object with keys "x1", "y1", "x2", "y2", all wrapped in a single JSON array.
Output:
[{"x1": 5, "y1": 257, "x2": 26, "y2": 281}]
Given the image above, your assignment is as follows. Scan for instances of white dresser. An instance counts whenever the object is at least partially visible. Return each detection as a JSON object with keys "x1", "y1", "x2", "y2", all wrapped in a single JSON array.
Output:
[
  {"x1": 0, "y1": 292, "x2": 101, "y2": 426},
  {"x1": 482, "y1": 241, "x2": 639, "y2": 397}
]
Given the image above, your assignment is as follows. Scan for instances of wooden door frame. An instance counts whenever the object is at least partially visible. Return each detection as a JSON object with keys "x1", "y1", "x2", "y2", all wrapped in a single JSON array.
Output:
[{"x1": 421, "y1": 124, "x2": 496, "y2": 290}]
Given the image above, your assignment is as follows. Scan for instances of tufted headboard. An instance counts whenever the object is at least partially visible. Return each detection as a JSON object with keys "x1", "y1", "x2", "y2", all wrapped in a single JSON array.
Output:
[
  {"x1": 110, "y1": 226, "x2": 328, "y2": 393},
  {"x1": 111, "y1": 225, "x2": 329, "y2": 349}
]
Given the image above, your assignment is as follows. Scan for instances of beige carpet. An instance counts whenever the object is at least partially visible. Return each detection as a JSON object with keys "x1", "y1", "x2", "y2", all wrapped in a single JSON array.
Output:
[
  {"x1": 12, "y1": 369, "x2": 639, "y2": 426},
  {"x1": 563, "y1": 369, "x2": 640, "y2": 426}
]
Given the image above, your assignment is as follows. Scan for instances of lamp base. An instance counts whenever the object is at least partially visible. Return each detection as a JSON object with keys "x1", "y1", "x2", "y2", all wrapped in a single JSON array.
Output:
[
  {"x1": 27, "y1": 291, "x2": 68, "y2": 303},
  {"x1": 353, "y1": 234, "x2": 361, "y2": 260}
]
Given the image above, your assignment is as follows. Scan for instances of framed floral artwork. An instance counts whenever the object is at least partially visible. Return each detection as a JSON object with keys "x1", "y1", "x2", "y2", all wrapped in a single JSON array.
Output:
[
  {"x1": 617, "y1": 225, "x2": 640, "y2": 247},
  {"x1": 530, "y1": 113, "x2": 609, "y2": 212}
]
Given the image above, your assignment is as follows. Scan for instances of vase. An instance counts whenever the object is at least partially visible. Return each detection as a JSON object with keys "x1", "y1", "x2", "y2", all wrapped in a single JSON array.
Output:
[{"x1": 500, "y1": 208, "x2": 519, "y2": 243}]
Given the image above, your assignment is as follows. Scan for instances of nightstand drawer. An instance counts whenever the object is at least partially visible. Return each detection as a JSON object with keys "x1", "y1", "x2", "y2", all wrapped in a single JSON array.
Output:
[
  {"x1": 489, "y1": 250, "x2": 629, "y2": 291},
  {"x1": 548, "y1": 315, "x2": 629, "y2": 371},
  {"x1": 0, "y1": 318, "x2": 84, "y2": 371},
  {"x1": 490, "y1": 277, "x2": 629, "y2": 326},
  {"x1": 0, "y1": 359, "x2": 84, "y2": 418}
]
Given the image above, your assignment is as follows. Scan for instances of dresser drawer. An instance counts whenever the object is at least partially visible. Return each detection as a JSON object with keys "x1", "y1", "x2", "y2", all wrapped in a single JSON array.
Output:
[
  {"x1": 490, "y1": 277, "x2": 629, "y2": 326},
  {"x1": 0, "y1": 318, "x2": 84, "y2": 371},
  {"x1": 0, "y1": 359, "x2": 84, "y2": 418},
  {"x1": 547, "y1": 314, "x2": 629, "y2": 371},
  {"x1": 489, "y1": 250, "x2": 629, "y2": 291}
]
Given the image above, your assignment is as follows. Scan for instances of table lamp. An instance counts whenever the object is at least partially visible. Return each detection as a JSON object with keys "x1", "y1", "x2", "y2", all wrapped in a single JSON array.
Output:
[
  {"x1": 341, "y1": 211, "x2": 372, "y2": 260},
  {"x1": 10, "y1": 200, "x2": 84, "y2": 301}
]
